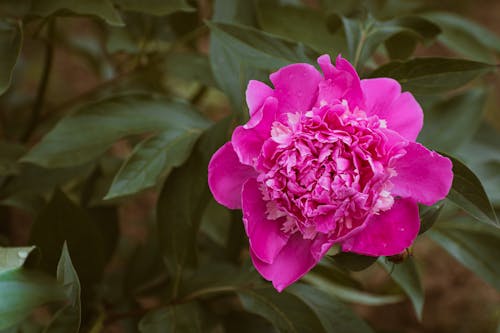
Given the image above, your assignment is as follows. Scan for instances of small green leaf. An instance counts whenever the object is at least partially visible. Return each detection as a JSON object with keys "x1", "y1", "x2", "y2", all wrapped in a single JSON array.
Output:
[
  {"x1": 369, "y1": 58, "x2": 495, "y2": 94},
  {"x1": 419, "y1": 202, "x2": 444, "y2": 234},
  {"x1": 423, "y1": 12, "x2": 500, "y2": 62},
  {"x1": 0, "y1": 19, "x2": 22, "y2": 95},
  {"x1": 30, "y1": 190, "x2": 106, "y2": 290},
  {"x1": 444, "y1": 154, "x2": 499, "y2": 227},
  {"x1": 418, "y1": 89, "x2": 486, "y2": 152},
  {"x1": 21, "y1": 95, "x2": 210, "y2": 168},
  {"x1": 44, "y1": 243, "x2": 81, "y2": 333},
  {"x1": 238, "y1": 285, "x2": 374, "y2": 333},
  {"x1": 30, "y1": 0, "x2": 124, "y2": 26},
  {"x1": 428, "y1": 218, "x2": 500, "y2": 290},
  {"x1": 139, "y1": 303, "x2": 203, "y2": 333},
  {"x1": 114, "y1": 0, "x2": 194, "y2": 16},
  {"x1": 379, "y1": 257, "x2": 424, "y2": 320},
  {"x1": 105, "y1": 128, "x2": 202, "y2": 199}
]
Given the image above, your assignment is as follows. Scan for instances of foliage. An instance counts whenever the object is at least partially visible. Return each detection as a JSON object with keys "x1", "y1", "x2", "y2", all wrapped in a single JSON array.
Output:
[{"x1": 0, "y1": 0, "x2": 499, "y2": 332}]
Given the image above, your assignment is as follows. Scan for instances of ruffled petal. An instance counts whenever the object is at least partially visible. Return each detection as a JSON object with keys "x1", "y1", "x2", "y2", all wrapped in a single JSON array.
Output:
[
  {"x1": 251, "y1": 233, "x2": 326, "y2": 292},
  {"x1": 246, "y1": 80, "x2": 274, "y2": 117},
  {"x1": 341, "y1": 198, "x2": 420, "y2": 256},
  {"x1": 208, "y1": 142, "x2": 257, "y2": 209},
  {"x1": 317, "y1": 54, "x2": 363, "y2": 108},
  {"x1": 232, "y1": 97, "x2": 278, "y2": 167},
  {"x1": 241, "y1": 179, "x2": 290, "y2": 264},
  {"x1": 270, "y1": 63, "x2": 322, "y2": 113},
  {"x1": 361, "y1": 78, "x2": 423, "y2": 141},
  {"x1": 391, "y1": 142, "x2": 453, "y2": 205}
]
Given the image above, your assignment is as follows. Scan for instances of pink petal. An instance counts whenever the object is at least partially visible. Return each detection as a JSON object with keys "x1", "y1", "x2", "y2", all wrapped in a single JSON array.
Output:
[
  {"x1": 270, "y1": 63, "x2": 322, "y2": 113},
  {"x1": 251, "y1": 234, "x2": 320, "y2": 292},
  {"x1": 317, "y1": 54, "x2": 363, "y2": 107},
  {"x1": 241, "y1": 178, "x2": 289, "y2": 264},
  {"x1": 391, "y1": 142, "x2": 453, "y2": 206},
  {"x1": 232, "y1": 97, "x2": 278, "y2": 167},
  {"x1": 246, "y1": 80, "x2": 273, "y2": 117},
  {"x1": 208, "y1": 142, "x2": 257, "y2": 209},
  {"x1": 341, "y1": 198, "x2": 420, "y2": 256},
  {"x1": 361, "y1": 78, "x2": 423, "y2": 141}
]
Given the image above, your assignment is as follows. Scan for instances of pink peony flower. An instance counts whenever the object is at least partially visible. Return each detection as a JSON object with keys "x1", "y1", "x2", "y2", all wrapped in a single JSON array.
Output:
[{"x1": 208, "y1": 55, "x2": 453, "y2": 292}]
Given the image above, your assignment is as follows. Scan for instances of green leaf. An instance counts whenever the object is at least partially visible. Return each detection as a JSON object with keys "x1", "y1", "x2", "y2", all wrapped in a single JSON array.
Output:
[
  {"x1": 208, "y1": 21, "x2": 315, "y2": 111},
  {"x1": 30, "y1": 190, "x2": 106, "y2": 290},
  {"x1": 418, "y1": 89, "x2": 486, "y2": 152},
  {"x1": 105, "y1": 128, "x2": 202, "y2": 199},
  {"x1": 444, "y1": 154, "x2": 499, "y2": 227},
  {"x1": 369, "y1": 58, "x2": 495, "y2": 94},
  {"x1": 30, "y1": 0, "x2": 124, "y2": 26},
  {"x1": 164, "y1": 52, "x2": 216, "y2": 87},
  {"x1": 0, "y1": 19, "x2": 22, "y2": 95},
  {"x1": 419, "y1": 202, "x2": 444, "y2": 235},
  {"x1": 255, "y1": 1, "x2": 347, "y2": 55},
  {"x1": 423, "y1": 12, "x2": 500, "y2": 62},
  {"x1": 0, "y1": 143, "x2": 25, "y2": 177},
  {"x1": 21, "y1": 95, "x2": 210, "y2": 168},
  {"x1": 0, "y1": 270, "x2": 65, "y2": 330},
  {"x1": 212, "y1": 0, "x2": 257, "y2": 26},
  {"x1": 0, "y1": 247, "x2": 65, "y2": 330},
  {"x1": 379, "y1": 257, "x2": 424, "y2": 320},
  {"x1": 139, "y1": 303, "x2": 203, "y2": 333},
  {"x1": 238, "y1": 284, "x2": 373, "y2": 333},
  {"x1": 428, "y1": 218, "x2": 500, "y2": 290},
  {"x1": 330, "y1": 252, "x2": 377, "y2": 272},
  {"x1": 157, "y1": 118, "x2": 230, "y2": 299},
  {"x1": 44, "y1": 243, "x2": 81, "y2": 333},
  {"x1": 114, "y1": 0, "x2": 194, "y2": 16}
]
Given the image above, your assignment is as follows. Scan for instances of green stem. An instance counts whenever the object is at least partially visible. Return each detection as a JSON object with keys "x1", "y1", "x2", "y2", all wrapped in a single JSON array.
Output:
[
  {"x1": 21, "y1": 19, "x2": 55, "y2": 142},
  {"x1": 352, "y1": 28, "x2": 366, "y2": 70}
]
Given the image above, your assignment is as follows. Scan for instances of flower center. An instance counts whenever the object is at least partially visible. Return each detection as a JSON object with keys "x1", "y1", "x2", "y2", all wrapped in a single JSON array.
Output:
[{"x1": 258, "y1": 101, "x2": 400, "y2": 240}]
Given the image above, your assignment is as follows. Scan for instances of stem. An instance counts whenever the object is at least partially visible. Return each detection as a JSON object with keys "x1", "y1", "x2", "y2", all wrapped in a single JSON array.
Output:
[
  {"x1": 352, "y1": 28, "x2": 366, "y2": 70},
  {"x1": 21, "y1": 19, "x2": 55, "y2": 142}
]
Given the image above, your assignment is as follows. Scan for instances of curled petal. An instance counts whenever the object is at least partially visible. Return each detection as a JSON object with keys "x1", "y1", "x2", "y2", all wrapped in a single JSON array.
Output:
[
  {"x1": 241, "y1": 178, "x2": 289, "y2": 264},
  {"x1": 270, "y1": 63, "x2": 322, "y2": 113},
  {"x1": 246, "y1": 80, "x2": 274, "y2": 117},
  {"x1": 391, "y1": 142, "x2": 453, "y2": 205},
  {"x1": 361, "y1": 78, "x2": 423, "y2": 141},
  {"x1": 232, "y1": 97, "x2": 278, "y2": 167},
  {"x1": 208, "y1": 142, "x2": 257, "y2": 209},
  {"x1": 342, "y1": 198, "x2": 420, "y2": 256}
]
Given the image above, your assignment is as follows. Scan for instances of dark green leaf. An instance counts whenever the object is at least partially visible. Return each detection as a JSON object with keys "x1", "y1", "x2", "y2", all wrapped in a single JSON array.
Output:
[
  {"x1": 208, "y1": 21, "x2": 314, "y2": 110},
  {"x1": 139, "y1": 303, "x2": 203, "y2": 333},
  {"x1": 379, "y1": 257, "x2": 424, "y2": 320},
  {"x1": 105, "y1": 128, "x2": 202, "y2": 199},
  {"x1": 212, "y1": 0, "x2": 257, "y2": 26},
  {"x1": 0, "y1": 19, "x2": 22, "y2": 95},
  {"x1": 444, "y1": 154, "x2": 498, "y2": 227},
  {"x1": 385, "y1": 32, "x2": 418, "y2": 60},
  {"x1": 428, "y1": 218, "x2": 500, "y2": 290},
  {"x1": 369, "y1": 58, "x2": 495, "y2": 94},
  {"x1": 114, "y1": 0, "x2": 194, "y2": 16},
  {"x1": 164, "y1": 52, "x2": 216, "y2": 87},
  {"x1": 21, "y1": 95, "x2": 210, "y2": 168},
  {"x1": 44, "y1": 243, "x2": 81, "y2": 333},
  {"x1": 419, "y1": 202, "x2": 444, "y2": 234},
  {"x1": 30, "y1": 190, "x2": 106, "y2": 290},
  {"x1": 418, "y1": 89, "x2": 486, "y2": 152},
  {"x1": 255, "y1": 1, "x2": 347, "y2": 55},
  {"x1": 238, "y1": 284, "x2": 373, "y2": 333},
  {"x1": 157, "y1": 118, "x2": 230, "y2": 299},
  {"x1": 330, "y1": 252, "x2": 377, "y2": 271},
  {"x1": 423, "y1": 12, "x2": 500, "y2": 62},
  {"x1": 0, "y1": 143, "x2": 25, "y2": 177}
]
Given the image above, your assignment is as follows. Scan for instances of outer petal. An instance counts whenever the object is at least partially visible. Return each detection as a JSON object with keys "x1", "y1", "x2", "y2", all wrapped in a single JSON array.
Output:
[
  {"x1": 241, "y1": 179, "x2": 289, "y2": 264},
  {"x1": 270, "y1": 63, "x2": 322, "y2": 113},
  {"x1": 246, "y1": 80, "x2": 273, "y2": 117},
  {"x1": 232, "y1": 97, "x2": 278, "y2": 167},
  {"x1": 251, "y1": 234, "x2": 329, "y2": 292},
  {"x1": 317, "y1": 54, "x2": 363, "y2": 107},
  {"x1": 341, "y1": 198, "x2": 420, "y2": 256},
  {"x1": 391, "y1": 142, "x2": 453, "y2": 206},
  {"x1": 208, "y1": 142, "x2": 257, "y2": 209},
  {"x1": 361, "y1": 78, "x2": 423, "y2": 141}
]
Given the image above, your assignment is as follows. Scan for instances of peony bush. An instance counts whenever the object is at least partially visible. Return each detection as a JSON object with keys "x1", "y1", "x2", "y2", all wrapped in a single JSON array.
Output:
[{"x1": 0, "y1": 0, "x2": 499, "y2": 332}]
